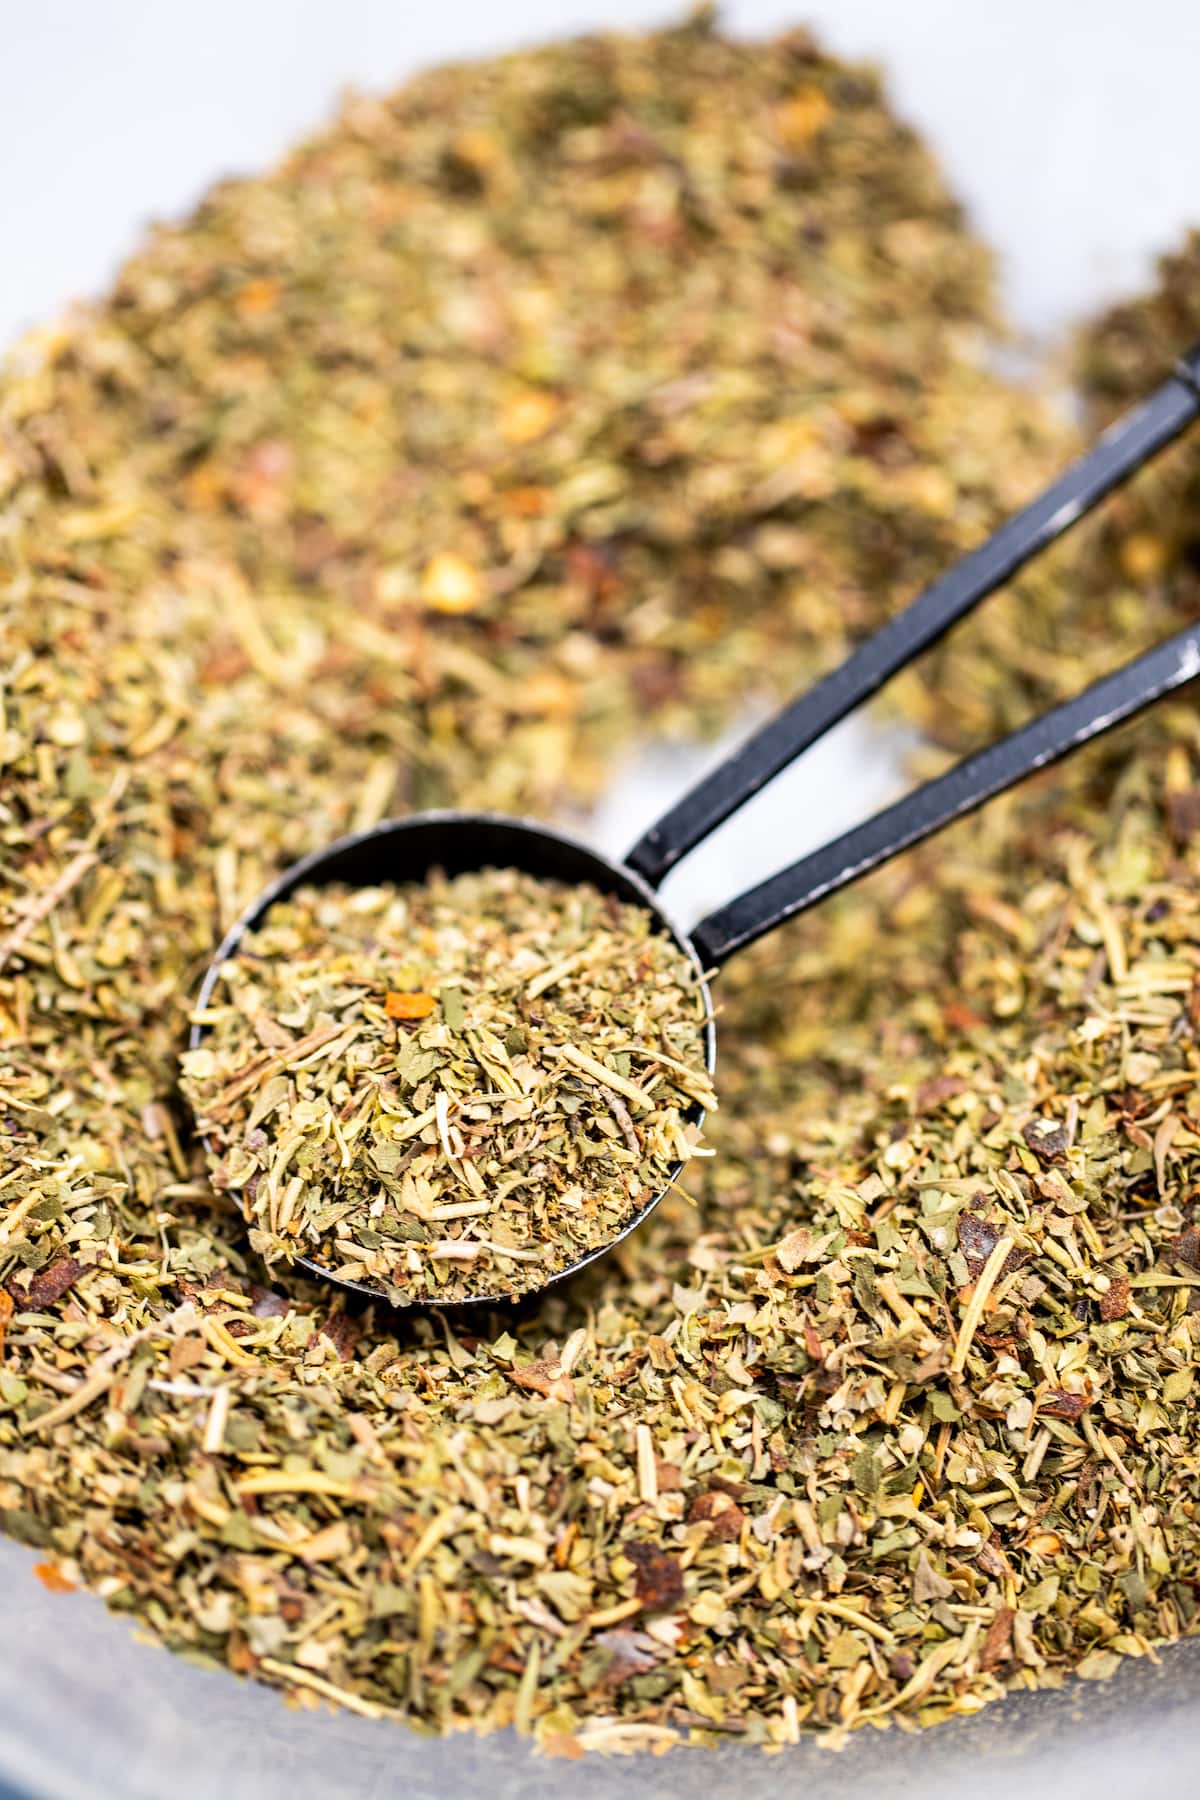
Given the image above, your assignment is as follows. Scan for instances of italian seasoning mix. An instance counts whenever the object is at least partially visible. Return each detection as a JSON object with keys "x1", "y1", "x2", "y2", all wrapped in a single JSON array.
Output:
[
  {"x1": 2, "y1": 12, "x2": 1199, "y2": 1757},
  {"x1": 183, "y1": 872, "x2": 712, "y2": 1304}
]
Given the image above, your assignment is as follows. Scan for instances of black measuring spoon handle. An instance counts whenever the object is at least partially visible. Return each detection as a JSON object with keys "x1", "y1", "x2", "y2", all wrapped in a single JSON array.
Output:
[
  {"x1": 626, "y1": 342, "x2": 1200, "y2": 891},
  {"x1": 689, "y1": 624, "x2": 1200, "y2": 968}
]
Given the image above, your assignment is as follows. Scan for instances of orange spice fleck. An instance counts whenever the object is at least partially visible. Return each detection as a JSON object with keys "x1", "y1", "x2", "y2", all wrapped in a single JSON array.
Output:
[{"x1": 385, "y1": 991, "x2": 437, "y2": 1021}]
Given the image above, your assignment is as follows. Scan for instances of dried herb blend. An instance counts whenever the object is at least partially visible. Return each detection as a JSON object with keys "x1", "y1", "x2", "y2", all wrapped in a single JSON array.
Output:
[
  {"x1": 184, "y1": 871, "x2": 712, "y2": 1304},
  {"x1": 2, "y1": 9, "x2": 1198, "y2": 1759}
]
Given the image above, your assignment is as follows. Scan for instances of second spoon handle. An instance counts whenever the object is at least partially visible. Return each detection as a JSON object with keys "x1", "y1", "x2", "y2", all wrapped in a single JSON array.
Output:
[
  {"x1": 626, "y1": 344, "x2": 1200, "y2": 890},
  {"x1": 690, "y1": 624, "x2": 1200, "y2": 968}
]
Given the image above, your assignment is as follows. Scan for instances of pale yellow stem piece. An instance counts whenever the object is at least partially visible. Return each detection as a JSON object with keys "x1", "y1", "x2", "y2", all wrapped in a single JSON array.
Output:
[
  {"x1": 1083, "y1": 1412, "x2": 1139, "y2": 1489},
  {"x1": 473, "y1": 1238, "x2": 540, "y2": 1262},
  {"x1": 389, "y1": 1103, "x2": 438, "y2": 1143},
  {"x1": 582, "y1": 1596, "x2": 643, "y2": 1630},
  {"x1": 428, "y1": 1198, "x2": 492, "y2": 1221},
  {"x1": 795, "y1": 1598, "x2": 895, "y2": 1646},
  {"x1": 236, "y1": 1470, "x2": 363, "y2": 1500},
  {"x1": 525, "y1": 944, "x2": 594, "y2": 1000},
  {"x1": 203, "y1": 1317, "x2": 258, "y2": 1370},
  {"x1": 950, "y1": 1235, "x2": 1015, "y2": 1374},
  {"x1": 876, "y1": 1273, "x2": 926, "y2": 1333},
  {"x1": 557, "y1": 1042, "x2": 651, "y2": 1111},
  {"x1": 512, "y1": 1638, "x2": 541, "y2": 1736},
  {"x1": 636, "y1": 1422, "x2": 658, "y2": 1503},
  {"x1": 202, "y1": 1386, "x2": 231, "y2": 1455},
  {"x1": 617, "y1": 1042, "x2": 718, "y2": 1103},
  {"x1": 0, "y1": 1191, "x2": 43, "y2": 1246},
  {"x1": 259, "y1": 1658, "x2": 391, "y2": 1721},
  {"x1": 401, "y1": 1504, "x2": 464, "y2": 1575}
]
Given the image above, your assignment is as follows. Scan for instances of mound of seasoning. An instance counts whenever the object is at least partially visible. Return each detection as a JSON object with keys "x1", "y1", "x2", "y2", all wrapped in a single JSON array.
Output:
[
  {"x1": 183, "y1": 870, "x2": 712, "y2": 1304},
  {"x1": 7, "y1": 9, "x2": 1199, "y2": 1764}
]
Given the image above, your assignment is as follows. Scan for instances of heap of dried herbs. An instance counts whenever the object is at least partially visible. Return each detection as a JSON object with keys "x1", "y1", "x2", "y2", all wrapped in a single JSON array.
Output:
[
  {"x1": 184, "y1": 871, "x2": 711, "y2": 1304},
  {"x1": 2, "y1": 10, "x2": 1199, "y2": 1759}
]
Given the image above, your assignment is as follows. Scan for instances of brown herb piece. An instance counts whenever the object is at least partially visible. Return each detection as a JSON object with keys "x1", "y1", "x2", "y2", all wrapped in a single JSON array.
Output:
[
  {"x1": 624, "y1": 1543, "x2": 685, "y2": 1613},
  {"x1": 1038, "y1": 1389, "x2": 1094, "y2": 1421},
  {"x1": 1099, "y1": 1275, "x2": 1131, "y2": 1321},
  {"x1": 688, "y1": 1492, "x2": 746, "y2": 1542},
  {"x1": 9, "y1": 1257, "x2": 85, "y2": 1310},
  {"x1": 980, "y1": 1608, "x2": 1016, "y2": 1672}
]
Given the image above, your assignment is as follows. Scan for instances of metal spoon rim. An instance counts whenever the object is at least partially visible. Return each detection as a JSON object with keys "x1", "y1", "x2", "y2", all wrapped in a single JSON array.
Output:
[{"x1": 188, "y1": 808, "x2": 717, "y2": 1311}]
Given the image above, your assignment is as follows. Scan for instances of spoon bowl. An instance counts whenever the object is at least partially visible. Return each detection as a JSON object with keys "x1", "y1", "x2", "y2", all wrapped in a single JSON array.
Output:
[{"x1": 190, "y1": 810, "x2": 716, "y2": 1307}]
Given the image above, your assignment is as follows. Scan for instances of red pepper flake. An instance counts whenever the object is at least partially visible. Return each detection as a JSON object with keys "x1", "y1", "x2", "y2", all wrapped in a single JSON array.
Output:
[
  {"x1": 313, "y1": 1310, "x2": 363, "y2": 1362},
  {"x1": 1022, "y1": 1116, "x2": 1069, "y2": 1166},
  {"x1": 1074, "y1": 1460, "x2": 1103, "y2": 1517},
  {"x1": 0, "y1": 1288, "x2": 12, "y2": 1355},
  {"x1": 385, "y1": 990, "x2": 437, "y2": 1021},
  {"x1": 33, "y1": 1562, "x2": 75, "y2": 1593},
  {"x1": 278, "y1": 1590, "x2": 306, "y2": 1625},
  {"x1": 624, "y1": 1541, "x2": 685, "y2": 1612},
  {"x1": 916, "y1": 1075, "x2": 968, "y2": 1114},
  {"x1": 509, "y1": 1358, "x2": 575, "y2": 1403},
  {"x1": 957, "y1": 1211, "x2": 1026, "y2": 1281},
  {"x1": 979, "y1": 1605, "x2": 1015, "y2": 1671},
  {"x1": 1038, "y1": 1387, "x2": 1093, "y2": 1421},
  {"x1": 957, "y1": 1210, "x2": 1000, "y2": 1278},
  {"x1": 11, "y1": 1256, "x2": 85, "y2": 1311},
  {"x1": 565, "y1": 539, "x2": 622, "y2": 599},
  {"x1": 687, "y1": 1491, "x2": 746, "y2": 1542},
  {"x1": 227, "y1": 1638, "x2": 260, "y2": 1674},
  {"x1": 1171, "y1": 1225, "x2": 1200, "y2": 1270},
  {"x1": 542, "y1": 1734, "x2": 585, "y2": 1761},
  {"x1": 199, "y1": 644, "x2": 252, "y2": 686},
  {"x1": 236, "y1": 276, "x2": 281, "y2": 318},
  {"x1": 1099, "y1": 1274, "x2": 1131, "y2": 1321}
]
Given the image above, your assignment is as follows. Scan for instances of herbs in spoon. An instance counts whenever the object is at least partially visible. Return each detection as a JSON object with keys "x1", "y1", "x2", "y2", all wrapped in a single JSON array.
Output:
[{"x1": 183, "y1": 868, "x2": 714, "y2": 1303}]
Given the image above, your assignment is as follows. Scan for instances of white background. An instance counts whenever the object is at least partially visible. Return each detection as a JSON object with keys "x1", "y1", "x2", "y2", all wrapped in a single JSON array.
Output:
[{"x1": 3, "y1": 0, "x2": 1199, "y2": 350}]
